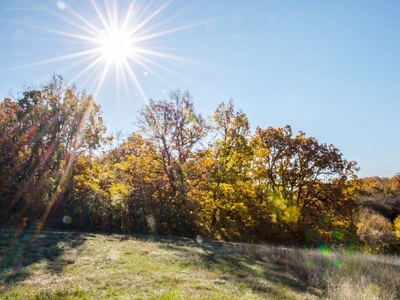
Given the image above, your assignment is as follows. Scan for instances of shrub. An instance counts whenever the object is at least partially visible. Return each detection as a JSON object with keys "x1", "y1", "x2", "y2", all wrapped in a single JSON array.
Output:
[{"x1": 356, "y1": 208, "x2": 397, "y2": 253}]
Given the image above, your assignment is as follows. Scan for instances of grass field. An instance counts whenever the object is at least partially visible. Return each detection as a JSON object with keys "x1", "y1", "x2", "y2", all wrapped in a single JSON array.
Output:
[{"x1": 0, "y1": 229, "x2": 399, "y2": 299}]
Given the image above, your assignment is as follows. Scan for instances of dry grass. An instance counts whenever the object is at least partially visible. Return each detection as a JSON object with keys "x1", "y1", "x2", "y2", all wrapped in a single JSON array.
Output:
[
  {"x1": 0, "y1": 229, "x2": 398, "y2": 299},
  {"x1": 244, "y1": 244, "x2": 400, "y2": 299}
]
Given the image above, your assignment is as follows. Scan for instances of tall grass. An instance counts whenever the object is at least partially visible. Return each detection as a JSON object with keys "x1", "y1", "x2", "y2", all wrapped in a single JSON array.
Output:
[{"x1": 242, "y1": 243, "x2": 400, "y2": 299}]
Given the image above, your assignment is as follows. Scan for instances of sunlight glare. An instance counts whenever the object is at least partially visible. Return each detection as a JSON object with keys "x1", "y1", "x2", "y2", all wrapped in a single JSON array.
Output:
[
  {"x1": 0, "y1": 0, "x2": 215, "y2": 104},
  {"x1": 98, "y1": 28, "x2": 133, "y2": 63}
]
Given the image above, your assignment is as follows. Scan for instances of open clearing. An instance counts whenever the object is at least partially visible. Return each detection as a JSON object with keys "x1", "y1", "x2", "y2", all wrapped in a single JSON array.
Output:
[{"x1": 0, "y1": 229, "x2": 399, "y2": 299}]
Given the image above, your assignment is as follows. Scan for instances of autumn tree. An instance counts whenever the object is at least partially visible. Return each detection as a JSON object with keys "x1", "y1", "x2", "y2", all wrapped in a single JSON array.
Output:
[
  {"x1": 1, "y1": 77, "x2": 368, "y2": 247},
  {"x1": 103, "y1": 133, "x2": 168, "y2": 234},
  {"x1": 193, "y1": 100, "x2": 270, "y2": 241},
  {"x1": 251, "y1": 125, "x2": 359, "y2": 244},
  {"x1": 135, "y1": 90, "x2": 210, "y2": 235},
  {"x1": 0, "y1": 97, "x2": 35, "y2": 226},
  {"x1": 0, "y1": 75, "x2": 106, "y2": 228},
  {"x1": 356, "y1": 175, "x2": 400, "y2": 222}
]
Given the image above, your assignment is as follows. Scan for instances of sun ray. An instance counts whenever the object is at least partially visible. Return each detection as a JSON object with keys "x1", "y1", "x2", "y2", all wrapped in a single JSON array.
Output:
[
  {"x1": 133, "y1": 9, "x2": 189, "y2": 40},
  {"x1": 130, "y1": 46, "x2": 193, "y2": 63},
  {"x1": 123, "y1": 58, "x2": 148, "y2": 103},
  {"x1": 49, "y1": 55, "x2": 103, "y2": 84},
  {"x1": 122, "y1": 57, "x2": 163, "y2": 134},
  {"x1": 28, "y1": 24, "x2": 100, "y2": 43},
  {"x1": 132, "y1": 0, "x2": 162, "y2": 30},
  {"x1": 90, "y1": 0, "x2": 112, "y2": 33},
  {"x1": 93, "y1": 60, "x2": 113, "y2": 97},
  {"x1": 0, "y1": 49, "x2": 100, "y2": 74},
  {"x1": 66, "y1": 6, "x2": 106, "y2": 35},
  {"x1": 69, "y1": 55, "x2": 104, "y2": 83},
  {"x1": 121, "y1": 1, "x2": 137, "y2": 30},
  {"x1": 128, "y1": 56, "x2": 166, "y2": 84},
  {"x1": 114, "y1": 61, "x2": 122, "y2": 101},
  {"x1": 9, "y1": 13, "x2": 100, "y2": 43},
  {"x1": 45, "y1": 10, "x2": 99, "y2": 37},
  {"x1": 128, "y1": 53, "x2": 183, "y2": 86},
  {"x1": 133, "y1": 17, "x2": 221, "y2": 42},
  {"x1": 110, "y1": 0, "x2": 120, "y2": 29},
  {"x1": 120, "y1": 68, "x2": 132, "y2": 99},
  {"x1": 128, "y1": 0, "x2": 173, "y2": 37}
]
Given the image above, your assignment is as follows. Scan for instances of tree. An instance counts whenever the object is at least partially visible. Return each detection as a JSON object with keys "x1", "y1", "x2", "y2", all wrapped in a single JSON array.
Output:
[
  {"x1": 197, "y1": 100, "x2": 270, "y2": 241},
  {"x1": 356, "y1": 175, "x2": 400, "y2": 222},
  {"x1": 251, "y1": 125, "x2": 359, "y2": 244},
  {"x1": 135, "y1": 90, "x2": 210, "y2": 235},
  {"x1": 103, "y1": 133, "x2": 167, "y2": 234},
  {"x1": 0, "y1": 75, "x2": 106, "y2": 228}
]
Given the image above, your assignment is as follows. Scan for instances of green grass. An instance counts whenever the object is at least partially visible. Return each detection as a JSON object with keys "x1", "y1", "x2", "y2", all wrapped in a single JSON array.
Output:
[{"x1": 0, "y1": 229, "x2": 399, "y2": 299}]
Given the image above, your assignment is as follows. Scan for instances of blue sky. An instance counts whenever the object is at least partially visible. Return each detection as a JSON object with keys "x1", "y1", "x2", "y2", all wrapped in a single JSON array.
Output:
[{"x1": 0, "y1": 0, "x2": 399, "y2": 178}]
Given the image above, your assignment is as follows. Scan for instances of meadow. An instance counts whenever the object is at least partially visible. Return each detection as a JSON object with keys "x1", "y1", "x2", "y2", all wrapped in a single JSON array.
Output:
[{"x1": 0, "y1": 229, "x2": 399, "y2": 299}]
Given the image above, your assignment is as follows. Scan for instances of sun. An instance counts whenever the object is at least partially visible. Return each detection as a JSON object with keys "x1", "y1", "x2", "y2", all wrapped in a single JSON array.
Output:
[
  {"x1": 98, "y1": 28, "x2": 133, "y2": 63},
  {"x1": 1, "y1": 0, "x2": 212, "y2": 103}
]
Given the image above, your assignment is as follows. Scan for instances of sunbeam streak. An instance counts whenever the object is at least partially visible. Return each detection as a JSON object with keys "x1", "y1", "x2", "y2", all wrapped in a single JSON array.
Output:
[{"x1": 0, "y1": 49, "x2": 100, "y2": 74}]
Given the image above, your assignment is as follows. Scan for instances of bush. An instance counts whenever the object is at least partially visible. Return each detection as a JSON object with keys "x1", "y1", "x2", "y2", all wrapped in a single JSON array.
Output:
[{"x1": 356, "y1": 208, "x2": 397, "y2": 253}]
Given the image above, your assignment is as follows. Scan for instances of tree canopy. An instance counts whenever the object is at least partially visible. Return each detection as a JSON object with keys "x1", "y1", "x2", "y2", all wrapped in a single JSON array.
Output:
[{"x1": 1, "y1": 75, "x2": 399, "y2": 252}]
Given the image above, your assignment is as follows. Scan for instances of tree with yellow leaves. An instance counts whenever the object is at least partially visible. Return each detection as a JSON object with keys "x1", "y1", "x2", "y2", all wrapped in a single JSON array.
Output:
[{"x1": 251, "y1": 125, "x2": 359, "y2": 244}]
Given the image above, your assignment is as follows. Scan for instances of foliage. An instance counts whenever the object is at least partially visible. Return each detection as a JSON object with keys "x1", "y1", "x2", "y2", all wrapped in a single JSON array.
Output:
[
  {"x1": 135, "y1": 90, "x2": 210, "y2": 236},
  {"x1": 251, "y1": 125, "x2": 359, "y2": 244},
  {"x1": 197, "y1": 100, "x2": 270, "y2": 241},
  {"x1": 394, "y1": 215, "x2": 400, "y2": 239},
  {"x1": 356, "y1": 208, "x2": 398, "y2": 253},
  {"x1": 4, "y1": 76, "x2": 390, "y2": 251},
  {"x1": 0, "y1": 75, "x2": 106, "y2": 229},
  {"x1": 356, "y1": 175, "x2": 400, "y2": 222}
]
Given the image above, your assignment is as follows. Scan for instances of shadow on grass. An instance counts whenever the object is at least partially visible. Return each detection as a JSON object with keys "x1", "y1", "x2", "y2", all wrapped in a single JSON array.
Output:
[
  {"x1": 0, "y1": 228, "x2": 85, "y2": 286},
  {"x1": 154, "y1": 236, "x2": 322, "y2": 299}
]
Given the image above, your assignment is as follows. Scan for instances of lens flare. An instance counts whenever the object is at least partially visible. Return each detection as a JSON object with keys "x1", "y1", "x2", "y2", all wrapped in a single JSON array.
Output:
[
  {"x1": 333, "y1": 230, "x2": 343, "y2": 240},
  {"x1": 319, "y1": 244, "x2": 330, "y2": 255},
  {"x1": 333, "y1": 258, "x2": 342, "y2": 268},
  {"x1": 63, "y1": 215, "x2": 72, "y2": 224},
  {"x1": 196, "y1": 235, "x2": 203, "y2": 244},
  {"x1": 57, "y1": 1, "x2": 66, "y2": 10},
  {"x1": 146, "y1": 215, "x2": 156, "y2": 233}
]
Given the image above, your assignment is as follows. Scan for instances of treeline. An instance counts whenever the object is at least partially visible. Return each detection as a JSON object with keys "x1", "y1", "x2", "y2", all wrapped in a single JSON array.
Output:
[{"x1": 1, "y1": 75, "x2": 399, "y2": 252}]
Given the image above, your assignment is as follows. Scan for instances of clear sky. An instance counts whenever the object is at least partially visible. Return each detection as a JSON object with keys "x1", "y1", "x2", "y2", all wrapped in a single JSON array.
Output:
[{"x1": 1, "y1": 0, "x2": 399, "y2": 178}]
